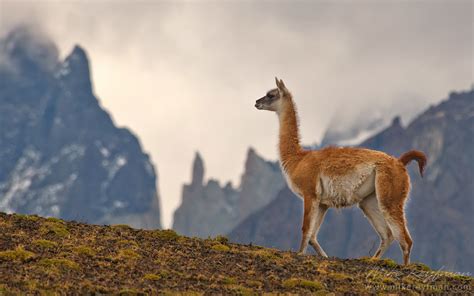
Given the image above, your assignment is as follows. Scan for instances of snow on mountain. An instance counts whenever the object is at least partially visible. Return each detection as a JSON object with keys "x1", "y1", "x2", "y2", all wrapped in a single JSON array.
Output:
[{"x1": 0, "y1": 26, "x2": 161, "y2": 229}]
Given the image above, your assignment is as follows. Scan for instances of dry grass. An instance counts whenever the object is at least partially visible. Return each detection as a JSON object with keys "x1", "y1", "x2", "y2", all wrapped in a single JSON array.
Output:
[{"x1": 0, "y1": 212, "x2": 472, "y2": 294}]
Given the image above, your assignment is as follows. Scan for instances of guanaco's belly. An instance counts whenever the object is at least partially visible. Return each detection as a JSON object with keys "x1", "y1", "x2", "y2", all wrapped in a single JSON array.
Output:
[{"x1": 317, "y1": 164, "x2": 376, "y2": 208}]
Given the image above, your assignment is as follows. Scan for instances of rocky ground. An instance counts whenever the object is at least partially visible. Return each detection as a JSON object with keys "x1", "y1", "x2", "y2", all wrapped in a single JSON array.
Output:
[{"x1": 0, "y1": 212, "x2": 472, "y2": 295}]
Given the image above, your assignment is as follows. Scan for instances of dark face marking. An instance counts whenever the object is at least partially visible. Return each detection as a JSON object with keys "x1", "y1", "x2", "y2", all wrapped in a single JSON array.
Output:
[{"x1": 255, "y1": 88, "x2": 281, "y2": 111}]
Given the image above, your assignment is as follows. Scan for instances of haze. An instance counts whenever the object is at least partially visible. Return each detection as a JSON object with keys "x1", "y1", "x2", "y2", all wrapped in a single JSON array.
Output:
[{"x1": 1, "y1": 1, "x2": 472, "y2": 227}]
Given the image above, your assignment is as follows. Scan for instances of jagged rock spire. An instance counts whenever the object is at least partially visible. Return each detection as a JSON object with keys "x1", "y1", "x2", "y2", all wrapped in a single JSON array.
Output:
[
  {"x1": 191, "y1": 152, "x2": 204, "y2": 187},
  {"x1": 58, "y1": 45, "x2": 93, "y2": 92}
]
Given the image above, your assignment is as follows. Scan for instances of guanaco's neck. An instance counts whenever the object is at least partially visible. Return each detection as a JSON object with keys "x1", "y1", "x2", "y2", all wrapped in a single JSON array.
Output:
[{"x1": 277, "y1": 96, "x2": 304, "y2": 172}]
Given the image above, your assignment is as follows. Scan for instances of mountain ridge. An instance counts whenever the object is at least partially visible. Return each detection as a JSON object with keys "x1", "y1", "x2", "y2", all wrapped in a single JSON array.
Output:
[{"x1": 0, "y1": 27, "x2": 162, "y2": 229}]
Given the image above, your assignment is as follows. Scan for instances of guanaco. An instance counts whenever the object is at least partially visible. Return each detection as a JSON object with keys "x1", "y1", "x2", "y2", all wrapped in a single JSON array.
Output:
[{"x1": 255, "y1": 78, "x2": 426, "y2": 265}]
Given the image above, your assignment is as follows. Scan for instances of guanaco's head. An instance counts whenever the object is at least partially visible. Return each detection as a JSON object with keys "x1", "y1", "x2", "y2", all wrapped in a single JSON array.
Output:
[{"x1": 255, "y1": 77, "x2": 290, "y2": 113}]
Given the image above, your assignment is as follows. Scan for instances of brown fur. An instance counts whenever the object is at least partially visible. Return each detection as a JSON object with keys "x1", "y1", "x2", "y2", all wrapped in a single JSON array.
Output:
[
  {"x1": 399, "y1": 150, "x2": 427, "y2": 177},
  {"x1": 256, "y1": 78, "x2": 427, "y2": 265}
]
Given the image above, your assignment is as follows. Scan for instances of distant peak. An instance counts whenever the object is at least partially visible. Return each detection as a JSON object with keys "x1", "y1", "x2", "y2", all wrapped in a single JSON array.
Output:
[
  {"x1": 244, "y1": 147, "x2": 266, "y2": 172},
  {"x1": 57, "y1": 44, "x2": 92, "y2": 91},
  {"x1": 70, "y1": 45, "x2": 88, "y2": 61},
  {"x1": 247, "y1": 147, "x2": 256, "y2": 154},
  {"x1": 191, "y1": 151, "x2": 205, "y2": 187},
  {"x1": 246, "y1": 147, "x2": 258, "y2": 159},
  {"x1": 391, "y1": 116, "x2": 402, "y2": 127},
  {"x1": 63, "y1": 44, "x2": 90, "y2": 70}
]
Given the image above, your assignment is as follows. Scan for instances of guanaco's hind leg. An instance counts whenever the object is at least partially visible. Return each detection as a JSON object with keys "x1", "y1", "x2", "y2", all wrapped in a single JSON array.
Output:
[
  {"x1": 359, "y1": 193, "x2": 393, "y2": 258},
  {"x1": 309, "y1": 204, "x2": 329, "y2": 257},
  {"x1": 382, "y1": 210, "x2": 413, "y2": 265},
  {"x1": 375, "y1": 169, "x2": 413, "y2": 265}
]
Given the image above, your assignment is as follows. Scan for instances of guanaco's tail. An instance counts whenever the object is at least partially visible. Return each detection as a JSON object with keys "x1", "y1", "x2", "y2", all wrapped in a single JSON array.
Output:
[{"x1": 399, "y1": 150, "x2": 427, "y2": 177}]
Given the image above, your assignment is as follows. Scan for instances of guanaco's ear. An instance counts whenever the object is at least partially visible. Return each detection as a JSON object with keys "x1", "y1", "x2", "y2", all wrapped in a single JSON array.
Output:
[
  {"x1": 278, "y1": 79, "x2": 286, "y2": 90},
  {"x1": 275, "y1": 77, "x2": 288, "y2": 94}
]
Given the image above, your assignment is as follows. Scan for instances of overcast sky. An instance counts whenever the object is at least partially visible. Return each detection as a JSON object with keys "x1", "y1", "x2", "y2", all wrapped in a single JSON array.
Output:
[{"x1": 1, "y1": 0, "x2": 472, "y2": 227}]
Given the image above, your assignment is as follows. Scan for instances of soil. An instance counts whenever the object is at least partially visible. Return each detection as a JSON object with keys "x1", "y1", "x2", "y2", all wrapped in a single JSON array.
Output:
[{"x1": 0, "y1": 212, "x2": 472, "y2": 295}]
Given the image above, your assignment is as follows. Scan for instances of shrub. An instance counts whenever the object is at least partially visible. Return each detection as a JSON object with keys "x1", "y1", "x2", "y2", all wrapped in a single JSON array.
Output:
[
  {"x1": 0, "y1": 246, "x2": 35, "y2": 262},
  {"x1": 143, "y1": 273, "x2": 161, "y2": 281},
  {"x1": 214, "y1": 235, "x2": 229, "y2": 244},
  {"x1": 38, "y1": 258, "x2": 79, "y2": 270},
  {"x1": 39, "y1": 222, "x2": 69, "y2": 238},
  {"x1": 153, "y1": 229, "x2": 179, "y2": 241},
  {"x1": 74, "y1": 246, "x2": 96, "y2": 257},
  {"x1": 116, "y1": 249, "x2": 141, "y2": 260},
  {"x1": 211, "y1": 244, "x2": 230, "y2": 252},
  {"x1": 33, "y1": 239, "x2": 58, "y2": 249}
]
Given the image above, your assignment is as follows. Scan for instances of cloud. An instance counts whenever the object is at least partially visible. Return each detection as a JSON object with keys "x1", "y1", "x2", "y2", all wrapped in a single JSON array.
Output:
[{"x1": 1, "y1": 1, "x2": 472, "y2": 227}]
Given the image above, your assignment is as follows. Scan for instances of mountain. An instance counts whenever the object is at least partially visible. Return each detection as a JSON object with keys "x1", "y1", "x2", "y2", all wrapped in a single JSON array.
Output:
[
  {"x1": 229, "y1": 89, "x2": 474, "y2": 273},
  {"x1": 172, "y1": 152, "x2": 239, "y2": 237},
  {"x1": 173, "y1": 148, "x2": 285, "y2": 237},
  {"x1": 0, "y1": 27, "x2": 161, "y2": 229},
  {"x1": 320, "y1": 114, "x2": 388, "y2": 147}
]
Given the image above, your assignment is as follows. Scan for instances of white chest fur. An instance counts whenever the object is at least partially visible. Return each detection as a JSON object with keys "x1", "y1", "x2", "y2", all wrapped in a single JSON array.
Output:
[
  {"x1": 280, "y1": 163, "x2": 302, "y2": 198},
  {"x1": 317, "y1": 164, "x2": 376, "y2": 208}
]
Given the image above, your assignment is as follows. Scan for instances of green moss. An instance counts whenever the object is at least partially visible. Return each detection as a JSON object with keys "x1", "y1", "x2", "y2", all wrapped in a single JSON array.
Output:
[
  {"x1": 46, "y1": 217, "x2": 65, "y2": 224},
  {"x1": 447, "y1": 273, "x2": 472, "y2": 281},
  {"x1": 245, "y1": 280, "x2": 263, "y2": 288},
  {"x1": 211, "y1": 244, "x2": 230, "y2": 252},
  {"x1": 410, "y1": 262, "x2": 431, "y2": 271},
  {"x1": 222, "y1": 276, "x2": 237, "y2": 285},
  {"x1": 116, "y1": 249, "x2": 141, "y2": 260},
  {"x1": 21, "y1": 279, "x2": 39, "y2": 291},
  {"x1": 402, "y1": 275, "x2": 417, "y2": 285},
  {"x1": 143, "y1": 273, "x2": 161, "y2": 281},
  {"x1": 13, "y1": 213, "x2": 40, "y2": 221},
  {"x1": 229, "y1": 285, "x2": 254, "y2": 296},
  {"x1": 111, "y1": 224, "x2": 132, "y2": 230},
  {"x1": 378, "y1": 258, "x2": 398, "y2": 268},
  {"x1": 366, "y1": 270, "x2": 398, "y2": 286},
  {"x1": 38, "y1": 258, "x2": 79, "y2": 270},
  {"x1": 74, "y1": 246, "x2": 96, "y2": 257},
  {"x1": 251, "y1": 249, "x2": 279, "y2": 261},
  {"x1": 358, "y1": 256, "x2": 373, "y2": 262},
  {"x1": 39, "y1": 221, "x2": 69, "y2": 238},
  {"x1": 118, "y1": 289, "x2": 140, "y2": 295},
  {"x1": 214, "y1": 235, "x2": 229, "y2": 244},
  {"x1": 312, "y1": 290, "x2": 331, "y2": 296},
  {"x1": 159, "y1": 270, "x2": 170, "y2": 278},
  {"x1": 0, "y1": 246, "x2": 35, "y2": 262},
  {"x1": 282, "y1": 278, "x2": 324, "y2": 291},
  {"x1": 117, "y1": 239, "x2": 139, "y2": 249},
  {"x1": 382, "y1": 277, "x2": 396, "y2": 284},
  {"x1": 33, "y1": 239, "x2": 58, "y2": 249},
  {"x1": 153, "y1": 229, "x2": 179, "y2": 241}
]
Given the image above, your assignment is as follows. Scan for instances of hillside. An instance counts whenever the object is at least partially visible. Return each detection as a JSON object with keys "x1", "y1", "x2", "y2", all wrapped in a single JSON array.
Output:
[
  {"x1": 0, "y1": 213, "x2": 472, "y2": 294},
  {"x1": 0, "y1": 27, "x2": 161, "y2": 229},
  {"x1": 229, "y1": 89, "x2": 474, "y2": 273}
]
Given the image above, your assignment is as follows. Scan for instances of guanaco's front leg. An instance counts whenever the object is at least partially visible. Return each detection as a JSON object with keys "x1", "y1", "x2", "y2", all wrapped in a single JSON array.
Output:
[
  {"x1": 309, "y1": 204, "x2": 329, "y2": 257},
  {"x1": 297, "y1": 195, "x2": 319, "y2": 255}
]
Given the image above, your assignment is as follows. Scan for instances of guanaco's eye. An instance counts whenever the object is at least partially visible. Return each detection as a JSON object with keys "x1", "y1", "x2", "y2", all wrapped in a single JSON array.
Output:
[{"x1": 267, "y1": 93, "x2": 274, "y2": 98}]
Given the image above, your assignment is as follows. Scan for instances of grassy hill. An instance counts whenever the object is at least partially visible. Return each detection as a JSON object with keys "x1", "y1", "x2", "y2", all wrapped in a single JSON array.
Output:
[{"x1": 0, "y1": 213, "x2": 472, "y2": 294}]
